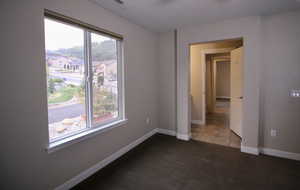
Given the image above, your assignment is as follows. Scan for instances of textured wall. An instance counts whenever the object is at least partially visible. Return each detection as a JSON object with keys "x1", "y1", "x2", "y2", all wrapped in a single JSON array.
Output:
[
  {"x1": 158, "y1": 31, "x2": 177, "y2": 131},
  {"x1": 0, "y1": 0, "x2": 159, "y2": 189},
  {"x1": 261, "y1": 11, "x2": 300, "y2": 153}
]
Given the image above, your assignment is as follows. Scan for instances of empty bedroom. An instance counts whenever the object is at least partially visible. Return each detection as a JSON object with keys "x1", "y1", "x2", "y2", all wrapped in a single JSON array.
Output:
[{"x1": 1, "y1": 0, "x2": 300, "y2": 189}]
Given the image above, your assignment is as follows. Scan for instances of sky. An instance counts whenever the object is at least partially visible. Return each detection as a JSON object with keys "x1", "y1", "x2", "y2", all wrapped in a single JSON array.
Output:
[{"x1": 45, "y1": 18, "x2": 111, "y2": 51}]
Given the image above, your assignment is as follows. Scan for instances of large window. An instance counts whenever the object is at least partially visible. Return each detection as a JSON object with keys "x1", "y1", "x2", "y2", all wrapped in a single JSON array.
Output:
[{"x1": 44, "y1": 13, "x2": 124, "y2": 145}]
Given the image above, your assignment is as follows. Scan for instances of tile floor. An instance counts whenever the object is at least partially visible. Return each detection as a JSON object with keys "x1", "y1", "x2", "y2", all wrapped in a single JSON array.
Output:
[{"x1": 192, "y1": 99, "x2": 241, "y2": 149}]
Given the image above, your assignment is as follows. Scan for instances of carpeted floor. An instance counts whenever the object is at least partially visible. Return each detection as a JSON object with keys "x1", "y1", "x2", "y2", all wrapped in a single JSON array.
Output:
[{"x1": 73, "y1": 134, "x2": 300, "y2": 190}]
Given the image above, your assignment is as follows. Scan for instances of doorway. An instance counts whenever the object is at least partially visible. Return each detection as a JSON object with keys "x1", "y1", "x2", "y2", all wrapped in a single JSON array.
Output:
[{"x1": 190, "y1": 39, "x2": 243, "y2": 148}]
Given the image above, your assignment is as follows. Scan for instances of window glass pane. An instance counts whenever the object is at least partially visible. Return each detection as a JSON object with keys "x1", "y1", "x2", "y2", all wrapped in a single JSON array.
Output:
[
  {"x1": 45, "y1": 18, "x2": 87, "y2": 141},
  {"x1": 91, "y1": 33, "x2": 118, "y2": 126}
]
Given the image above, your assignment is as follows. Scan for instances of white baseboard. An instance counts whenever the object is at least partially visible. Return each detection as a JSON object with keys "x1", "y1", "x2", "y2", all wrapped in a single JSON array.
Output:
[
  {"x1": 156, "y1": 128, "x2": 176, "y2": 136},
  {"x1": 260, "y1": 148, "x2": 300, "y2": 161},
  {"x1": 177, "y1": 133, "x2": 190, "y2": 141},
  {"x1": 55, "y1": 128, "x2": 157, "y2": 190},
  {"x1": 58, "y1": 128, "x2": 300, "y2": 190},
  {"x1": 241, "y1": 145, "x2": 259, "y2": 155},
  {"x1": 191, "y1": 120, "x2": 204, "y2": 125}
]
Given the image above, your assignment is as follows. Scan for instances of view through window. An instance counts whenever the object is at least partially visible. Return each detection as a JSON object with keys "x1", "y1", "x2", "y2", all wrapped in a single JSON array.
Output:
[
  {"x1": 45, "y1": 17, "x2": 122, "y2": 142},
  {"x1": 91, "y1": 33, "x2": 119, "y2": 126}
]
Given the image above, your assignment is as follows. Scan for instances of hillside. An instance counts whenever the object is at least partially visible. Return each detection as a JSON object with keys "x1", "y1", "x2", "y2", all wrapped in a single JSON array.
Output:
[{"x1": 48, "y1": 40, "x2": 117, "y2": 61}]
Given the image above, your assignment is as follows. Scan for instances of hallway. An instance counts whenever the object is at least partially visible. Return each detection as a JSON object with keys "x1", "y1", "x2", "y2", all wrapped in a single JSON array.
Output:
[{"x1": 191, "y1": 99, "x2": 241, "y2": 149}]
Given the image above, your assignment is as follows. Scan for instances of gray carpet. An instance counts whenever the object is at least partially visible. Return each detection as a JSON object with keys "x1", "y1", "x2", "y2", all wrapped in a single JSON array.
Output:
[{"x1": 73, "y1": 134, "x2": 300, "y2": 190}]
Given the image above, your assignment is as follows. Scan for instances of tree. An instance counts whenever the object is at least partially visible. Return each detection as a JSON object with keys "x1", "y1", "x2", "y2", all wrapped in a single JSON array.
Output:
[
  {"x1": 48, "y1": 79, "x2": 55, "y2": 94},
  {"x1": 93, "y1": 88, "x2": 117, "y2": 117}
]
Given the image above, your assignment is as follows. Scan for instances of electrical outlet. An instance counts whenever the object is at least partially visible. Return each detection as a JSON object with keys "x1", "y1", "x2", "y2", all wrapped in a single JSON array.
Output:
[
  {"x1": 146, "y1": 117, "x2": 150, "y2": 125},
  {"x1": 270, "y1": 129, "x2": 277, "y2": 137}
]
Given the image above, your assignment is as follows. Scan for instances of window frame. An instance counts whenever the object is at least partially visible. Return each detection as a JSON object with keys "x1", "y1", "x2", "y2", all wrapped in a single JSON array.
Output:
[{"x1": 45, "y1": 10, "x2": 126, "y2": 152}]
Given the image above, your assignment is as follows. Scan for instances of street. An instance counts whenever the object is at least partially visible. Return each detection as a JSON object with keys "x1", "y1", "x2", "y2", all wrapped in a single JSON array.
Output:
[
  {"x1": 48, "y1": 103, "x2": 85, "y2": 123},
  {"x1": 50, "y1": 71, "x2": 83, "y2": 85}
]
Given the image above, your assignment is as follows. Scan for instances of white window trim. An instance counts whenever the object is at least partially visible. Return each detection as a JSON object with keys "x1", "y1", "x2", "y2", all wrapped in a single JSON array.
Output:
[
  {"x1": 47, "y1": 119, "x2": 128, "y2": 153},
  {"x1": 45, "y1": 13, "x2": 126, "y2": 153}
]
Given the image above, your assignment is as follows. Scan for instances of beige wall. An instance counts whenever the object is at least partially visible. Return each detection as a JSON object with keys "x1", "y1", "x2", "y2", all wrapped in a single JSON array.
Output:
[
  {"x1": 158, "y1": 31, "x2": 177, "y2": 131},
  {"x1": 260, "y1": 11, "x2": 300, "y2": 153},
  {"x1": 216, "y1": 61, "x2": 231, "y2": 98},
  {"x1": 0, "y1": 0, "x2": 159, "y2": 189},
  {"x1": 177, "y1": 16, "x2": 262, "y2": 147},
  {"x1": 161, "y1": 10, "x2": 300, "y2": 154},
  {"x1": 190, "y1": 40, "x2": 242, "y2": 121}
]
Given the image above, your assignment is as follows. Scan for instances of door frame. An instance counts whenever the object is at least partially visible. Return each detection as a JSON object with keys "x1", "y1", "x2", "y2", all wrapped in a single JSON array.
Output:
[
  {"x1": 200, "y1": 48, "x2": 234, "y2": 125},
  {"x1": 177, "y1": 27, "x2": 261, "y2": 154}
]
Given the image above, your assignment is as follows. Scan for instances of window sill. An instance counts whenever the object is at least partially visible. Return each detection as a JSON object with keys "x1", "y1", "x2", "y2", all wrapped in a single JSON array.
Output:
[{"x1": 47, "y1": 119, "x2": 128, "y2": 153}]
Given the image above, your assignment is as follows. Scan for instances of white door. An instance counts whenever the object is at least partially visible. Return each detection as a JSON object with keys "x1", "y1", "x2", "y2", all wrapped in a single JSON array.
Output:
[{"x1": 230, "y1": 47, "x2": 243, "y2": 137}]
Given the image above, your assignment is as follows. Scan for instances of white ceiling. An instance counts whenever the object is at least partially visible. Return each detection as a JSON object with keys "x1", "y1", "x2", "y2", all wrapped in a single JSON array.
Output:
[{"x1": 91, "y1": 0, "x2": 300, "y2": 32}]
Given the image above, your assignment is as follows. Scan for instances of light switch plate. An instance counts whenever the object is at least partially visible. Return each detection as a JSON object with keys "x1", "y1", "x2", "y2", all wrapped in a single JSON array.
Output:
[
  {"x1": 290, "y1": 90, "x2": 300, "y2": 98},
  {"x1": 271, "y1": 129, "x2": 277, "y2": 137}
]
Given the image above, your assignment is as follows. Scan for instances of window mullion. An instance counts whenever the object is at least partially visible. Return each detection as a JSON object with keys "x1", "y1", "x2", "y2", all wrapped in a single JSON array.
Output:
[
  {"x1": 88, "y1": 32, "x2": 94, "y2": 128},
  {"x1": 84, "y1": 31, "x2": 93, "y2": 128},
  {"x1": 117, "y1": 40, "x2": 124, "y2": 120}
]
